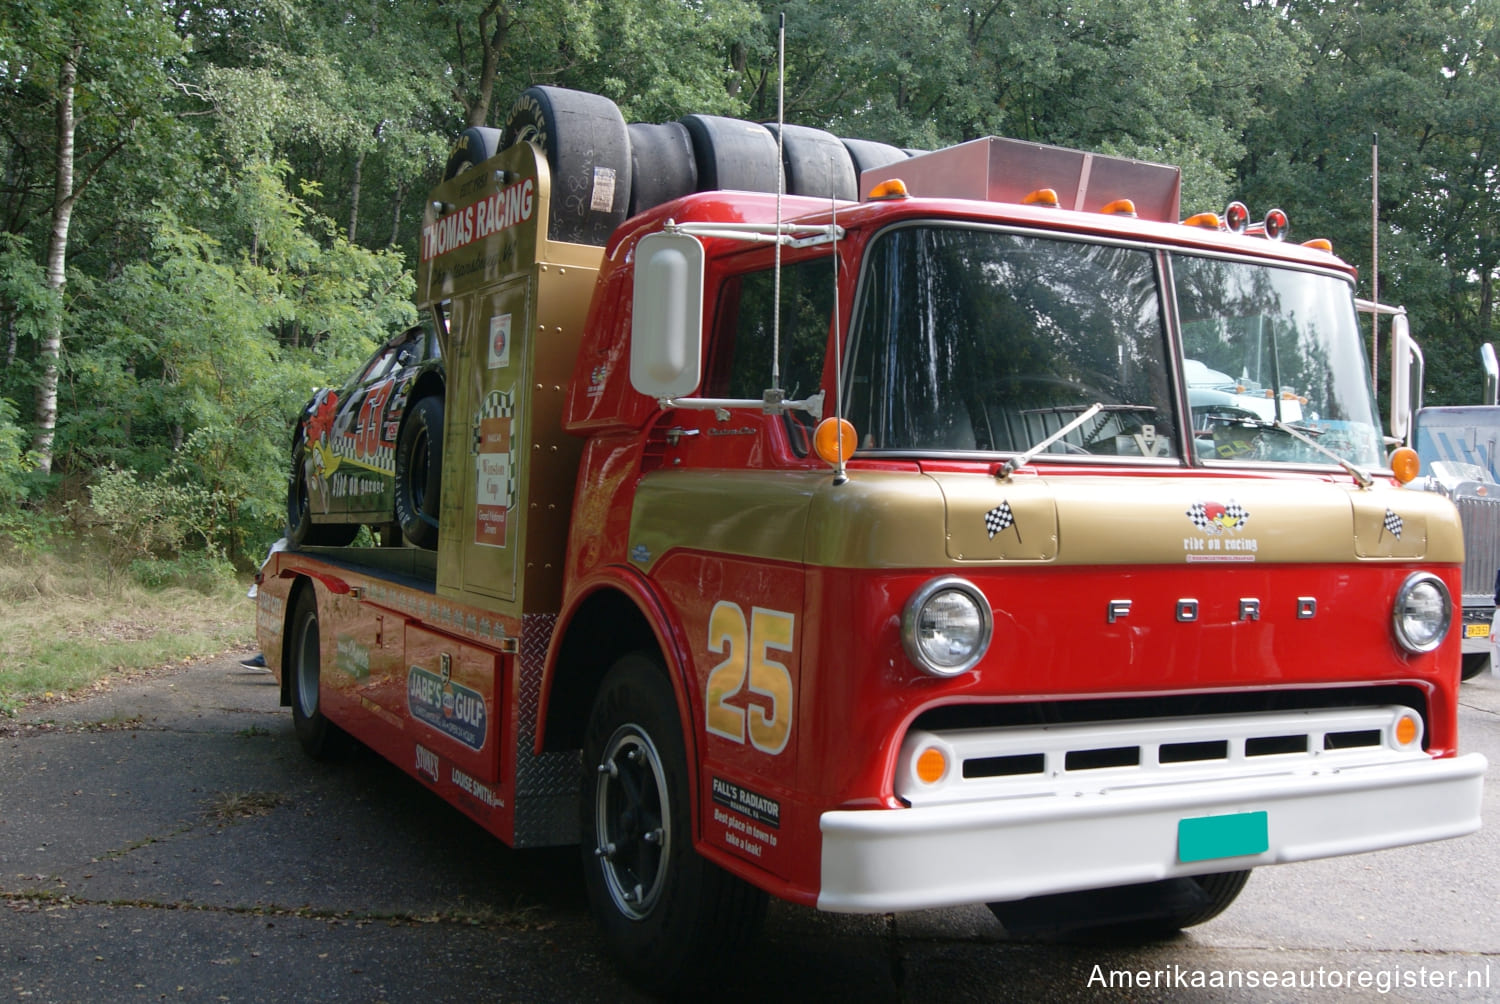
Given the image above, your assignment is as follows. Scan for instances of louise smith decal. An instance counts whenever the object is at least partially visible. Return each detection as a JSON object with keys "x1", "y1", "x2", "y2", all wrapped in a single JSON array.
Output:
[{"x1": 1185, "y1": 500, "x2": 1257, "y2": 561}]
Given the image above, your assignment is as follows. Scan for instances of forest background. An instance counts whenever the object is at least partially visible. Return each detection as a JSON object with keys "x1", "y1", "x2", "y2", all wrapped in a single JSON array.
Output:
[{"x1": 2, "y1": 0, "x2": 1499, "y2": 575}]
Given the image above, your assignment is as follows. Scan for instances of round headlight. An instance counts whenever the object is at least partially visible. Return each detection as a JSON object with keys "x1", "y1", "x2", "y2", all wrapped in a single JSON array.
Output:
[
  {"x1": 1392, "y1": 572, "x2": 1452, "y2": 654},
  {"x1": 901, "y1": 577, "x2": 993, "y2": 677}
]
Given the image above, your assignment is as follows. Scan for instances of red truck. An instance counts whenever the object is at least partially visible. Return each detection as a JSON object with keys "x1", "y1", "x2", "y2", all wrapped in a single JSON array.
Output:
[{"x1": 256, "y1": 86, "x2": 1486, "y2": 991}]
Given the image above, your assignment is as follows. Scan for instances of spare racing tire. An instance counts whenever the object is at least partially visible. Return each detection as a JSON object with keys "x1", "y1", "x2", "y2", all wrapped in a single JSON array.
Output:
[
  {"x1": 503, "y1": 86, "x2": 631, "y2": 246},
  {"x1": 763, "y1": 123, "x2": 857, "y2": 201},
  {"x1": 841, "y1": 137, "x2": 910, "y2": 182},
  {"x1": 679, "y1": 114, "x2": 782, "y2": 194},
  {"x1": 443, "y1": 126, "x2": 504, "y2": 181},
  {"x1": 626, "y1": 121, "x2": 698, "y2": 217}
]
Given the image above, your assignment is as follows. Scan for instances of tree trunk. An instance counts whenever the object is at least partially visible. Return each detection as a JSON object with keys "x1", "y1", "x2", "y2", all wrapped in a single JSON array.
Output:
[
  {"x1": 32, "y1": 41, "x2": 82, "y2": 477},
  {"x1": 389, "y1": 179, "x2": 408, "y2": 248},
  {"x1": 348, "y1": 149, "x2": 365, "y2": 242}
]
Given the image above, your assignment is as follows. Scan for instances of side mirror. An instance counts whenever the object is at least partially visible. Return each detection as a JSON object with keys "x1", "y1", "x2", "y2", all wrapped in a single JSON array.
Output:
[
  {"x1": 1483, "y1": 342, "x2": 1498, "y2": 406},
  {"x1": 630, "y1": 232, "x2": 705, "y2": 399},
  {"x1": 1389, "y1": 313, "x2": 1423, "y2": 443}
]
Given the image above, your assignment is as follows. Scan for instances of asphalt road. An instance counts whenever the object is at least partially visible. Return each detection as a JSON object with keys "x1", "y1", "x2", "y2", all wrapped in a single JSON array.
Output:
[{"x1": 2, "y1": 653, "x2": 1498, "y2": 1003}]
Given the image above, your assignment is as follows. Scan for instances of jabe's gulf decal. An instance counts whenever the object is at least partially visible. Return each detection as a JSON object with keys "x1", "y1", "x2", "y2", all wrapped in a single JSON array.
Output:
[
  {"x1": 407, "y1": 666, "x2": 487, "y2": 751},
  {"x1": 474, "y1": 389, "x2": 518, "y2": 548},
  {"x1": 1184, "y1": 499, "x2": 1258, "y2": 562}
]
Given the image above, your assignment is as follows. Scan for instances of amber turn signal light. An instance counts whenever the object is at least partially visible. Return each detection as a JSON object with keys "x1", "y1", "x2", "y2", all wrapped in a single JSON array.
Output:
[
  {"x1": 814, "y1": 417, "x2": 858, "y2": 466},
  {"x1": 1390, "y1": 446, "x2": 1420, "y2": 484}
]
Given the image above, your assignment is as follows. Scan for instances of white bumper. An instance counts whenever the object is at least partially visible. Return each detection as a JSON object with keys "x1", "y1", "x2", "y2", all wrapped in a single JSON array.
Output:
[{"x1": 817, "y1": 708, "x2": 1487, "y2": 913}]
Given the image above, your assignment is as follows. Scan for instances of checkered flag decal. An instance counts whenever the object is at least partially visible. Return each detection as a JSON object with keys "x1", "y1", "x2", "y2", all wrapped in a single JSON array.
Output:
[
  {"x1": 984, "y1": 501, "x2": 1017, "y2": 540},
  {"x1": 1382, "y1": 508, "x2": 1404, "y2": 540},
  {"x1": 474, "y1": 390, "x2": 518, "y2": 510},
  {"x1": 1186, "y1": 500, "x2": 1249, "y2": 534}
]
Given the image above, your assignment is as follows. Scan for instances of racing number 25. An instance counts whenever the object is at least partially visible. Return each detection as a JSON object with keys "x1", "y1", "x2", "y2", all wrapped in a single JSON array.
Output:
[{"x1": 705, "y1": 602, "x2": 794, "y2": 755}]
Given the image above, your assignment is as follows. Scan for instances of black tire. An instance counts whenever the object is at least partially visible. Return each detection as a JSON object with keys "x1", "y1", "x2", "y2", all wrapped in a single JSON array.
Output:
[
  {"x1": 287, "y1": 587, "x2": 351, "y2": 760},
  {"x1": 763, "y1": 123, "x2": 857, "y2": 201},
  {"x1": 1462, "y1": 651, "x2": 1489, "y2": 681},
  {"x1": 442, "y1": 126, "x2": 504, "y2": 181},
  {"x1": 988, "y1": 870, "x2": 1251, "y2": 942},
  {"x1": 841, "y1": 137, "x2": 910, "y2": 180},
  {"x1": 581, "y1": 652, "x2": 767, "y2": 993},
  {"x1": 287, "y1": 434, "x2": 358, "y2": 548},
  {"x1": 679, "y1": 114, "x2": 782, "y2": 194},
  {"x1": 503, "y1": 86, "x2": 631, "y2": 246},
  {"x1": 393, "y1": 395, "x2": 443, "y2": 550},
  {"x1": 626, "y1": 121, "x2": 698, "y2": 217}
]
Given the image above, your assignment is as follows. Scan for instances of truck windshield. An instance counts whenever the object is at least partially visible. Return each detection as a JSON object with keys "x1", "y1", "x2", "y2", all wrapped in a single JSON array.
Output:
[
  {"x1": 845, "y1": 224, "x2": 1382, "y2": 469},
  {"x1": 1175, "y1": 254, "x2": 1383, "y2": 468}
]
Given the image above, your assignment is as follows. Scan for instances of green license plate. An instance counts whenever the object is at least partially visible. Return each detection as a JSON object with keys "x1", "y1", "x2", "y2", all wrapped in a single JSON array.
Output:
[{"x1": 1178, "y1": 811, "x2": 1269, "y2": 863}]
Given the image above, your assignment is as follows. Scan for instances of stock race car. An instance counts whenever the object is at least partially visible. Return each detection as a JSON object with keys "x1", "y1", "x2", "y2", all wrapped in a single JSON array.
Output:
[{"x1": 286, "y1": 324, "x2": 445, "y2": 549}]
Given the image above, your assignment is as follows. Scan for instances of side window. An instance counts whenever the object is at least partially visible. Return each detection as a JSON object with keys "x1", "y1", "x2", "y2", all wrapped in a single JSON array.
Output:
[{"x1": 706, "y1": 257, "x2": 835, "y2": 443}]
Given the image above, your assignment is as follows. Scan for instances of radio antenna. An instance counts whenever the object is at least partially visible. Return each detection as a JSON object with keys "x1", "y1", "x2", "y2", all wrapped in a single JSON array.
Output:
[{"x1": 771, "y1": 12, "x2": 786, "y2": 392}]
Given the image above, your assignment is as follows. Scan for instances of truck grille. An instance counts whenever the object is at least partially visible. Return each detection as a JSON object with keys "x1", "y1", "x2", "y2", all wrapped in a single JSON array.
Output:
[
  {"x1": 896, "y1": 707, "x2": 1427, "y2": 808},
  {"x1": 1455, "y1": 494, "x2": 1500, "y2": 604}
]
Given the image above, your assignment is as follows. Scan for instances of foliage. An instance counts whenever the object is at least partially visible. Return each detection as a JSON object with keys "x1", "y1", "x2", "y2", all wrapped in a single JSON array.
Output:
[{"x1": 0, "y1": 0, "x2": 1499, "y2": 570}]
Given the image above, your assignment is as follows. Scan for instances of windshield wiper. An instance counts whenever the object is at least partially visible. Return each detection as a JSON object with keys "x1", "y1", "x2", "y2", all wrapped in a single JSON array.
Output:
[
  {"x1": 1206, "y1": 412, "x2": 1373, "y2": 488},
  {"x1": 1272, "y1": 419, "x2": 1373, "y2": 488},
  {"x1": 998, "y1": 403, "x2": 1103, "y2": 480}
]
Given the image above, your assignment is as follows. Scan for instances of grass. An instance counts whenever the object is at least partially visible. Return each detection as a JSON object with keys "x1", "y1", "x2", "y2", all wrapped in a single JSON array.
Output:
[{"x1": 0, "y1": 543, "x2": 254, "y2": 715}]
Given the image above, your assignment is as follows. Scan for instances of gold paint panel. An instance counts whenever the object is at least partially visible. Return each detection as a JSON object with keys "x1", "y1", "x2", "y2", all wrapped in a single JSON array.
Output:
[
  {"x1": 631, "y1": 471, "x2": 826, "y2": 567},
  {"x1": 935, "y1": 474, "x2": 1058, "y2": 561}
]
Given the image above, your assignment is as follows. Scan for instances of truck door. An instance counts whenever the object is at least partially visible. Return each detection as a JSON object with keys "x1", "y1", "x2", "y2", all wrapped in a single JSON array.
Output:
[{"x1": 630, "y1": 253, "x2": 836, "y2": 874}]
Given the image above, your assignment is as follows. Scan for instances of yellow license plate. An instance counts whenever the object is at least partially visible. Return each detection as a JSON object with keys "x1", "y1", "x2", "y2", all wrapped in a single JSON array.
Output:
[{"x1": 1466, "y1": 623, "x2": 1491, "y2": 639}]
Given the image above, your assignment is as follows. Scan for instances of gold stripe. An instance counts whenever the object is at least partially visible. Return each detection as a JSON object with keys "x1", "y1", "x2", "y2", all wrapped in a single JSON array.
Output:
[{"x1": 632, "y1": 468, "x2": 1462, "y2": 569}]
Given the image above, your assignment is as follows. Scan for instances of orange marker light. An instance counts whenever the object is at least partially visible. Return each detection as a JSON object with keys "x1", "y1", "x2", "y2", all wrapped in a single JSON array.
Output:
[
  {"x1": 1302, "y1": 238, "x2": 1333, "y2": 252},
  {"x1": 1390, "y1": 446, "x2": 1421, "y2": 484},
  {"x1": 814, "y1": 417, "x2": 858, "y2": 466},
  {"x1": 915, "y1": 747, "x2": 948, "y2": 784},
  {"x1": 1101, "y1": 198, "x2": 1137, "y2": 217},
  {"x1": 1022, "y1": 187, "x2": 1060, "y2": 208},
  {"x1": 1183, "y1": 212, "x2": 1221, "y2": 230},
  {"x1": 868, "y1": 178, "x2": 910, "y2": 201},
  {"x1": 1394, "y1": 714, "x2": 1420, "y2": 748}
]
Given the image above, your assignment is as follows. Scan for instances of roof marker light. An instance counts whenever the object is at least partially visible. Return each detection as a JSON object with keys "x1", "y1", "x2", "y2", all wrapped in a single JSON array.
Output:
[
  {"x1": 1224, "y1": 201, "x2": 1250, "y2": 233},
  {"x1": 868, "y1": 178, "x2": 909, "y2": 201},
  {"x1": 1101, "y1": 198, "x2": 1136, "y2": 217},
  {"x1": 1302, "y1": 238, "x2": 1333, "y2": 252},
  {"x1": 1264, "y1": 208, "x2": 1289, "y2": 241},
  {"x1": 1183, "y1": 212, "x2": 1221, "y2": 230},
  {"x1": 1022, "y1": 187, "x2": 1060, "y2": 208}
]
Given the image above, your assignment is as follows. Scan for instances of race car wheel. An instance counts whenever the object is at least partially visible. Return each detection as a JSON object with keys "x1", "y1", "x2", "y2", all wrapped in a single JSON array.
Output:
[
  {"x1": 503, "y1": 85, "x2": 631, "y2": 245},
  {"x1": 988, "y1": 869, "x2": 1251, "y2": 941},
  {"x1": 288, "y1": 586, "x2": 350, "y2": 760},
  {"x1": 394, "y1": 395, "x2": 443, "y2": 550},
  {"x1": 679, "y1": 114, "x2": 782, "y2": 194},
  {"x1": 287, "y1": 435, "x2": 357, "y2": 548},
  {"x1": 581, "y1": 652, "x2": 767, "y2": 993},
  {"x1": 626, "y1": 121, "x2": 698, "y2": 216},
  {"x1": 442, "y1": 126, "x2": 504, "y2": 181}
]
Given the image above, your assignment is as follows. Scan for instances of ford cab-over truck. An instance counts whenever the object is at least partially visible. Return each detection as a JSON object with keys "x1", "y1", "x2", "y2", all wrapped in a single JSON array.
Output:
[{"x1": 255, "y1": 91, "x2": 1486, "y2": 991}]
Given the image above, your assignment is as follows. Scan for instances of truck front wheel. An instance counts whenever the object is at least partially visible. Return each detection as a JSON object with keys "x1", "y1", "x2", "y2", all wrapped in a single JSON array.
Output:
[
  {"x1": 581, "y1": 652, "x2": 767, "y2": 992},
  {"x1": 988, "y1": 869, "x2": 1250, "y2": 941}
]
